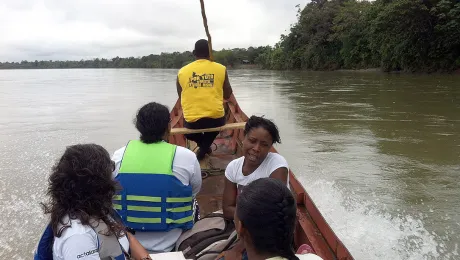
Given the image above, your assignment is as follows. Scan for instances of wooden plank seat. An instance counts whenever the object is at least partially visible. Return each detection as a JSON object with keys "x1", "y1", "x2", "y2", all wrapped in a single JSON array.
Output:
[{"x1": 170, "y1": 122, "x2": 246, "y2": 135}]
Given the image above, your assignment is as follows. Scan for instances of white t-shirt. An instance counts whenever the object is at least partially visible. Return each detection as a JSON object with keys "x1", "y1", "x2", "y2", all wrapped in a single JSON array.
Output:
[
  {"x1": 225, "y1": 152, "x2": 289, "y2": 194},
  {"x1": 112, "y1": 143, "x2": 202, "y2": 253},
  {"x1": 53, "y1": 217, "x2": 129, "y2": 260}
]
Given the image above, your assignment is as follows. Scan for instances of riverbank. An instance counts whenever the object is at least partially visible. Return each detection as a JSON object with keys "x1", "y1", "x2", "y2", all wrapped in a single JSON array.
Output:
[
  {"x1": 1, "y1": 65, "x2": 460, "y2": 75},
  {"x1": 228, "y1": 64, "x2": 260, "y2": 70},
  {"x1": 232, "y1": 66, "x2": 460, "y2": 75}
]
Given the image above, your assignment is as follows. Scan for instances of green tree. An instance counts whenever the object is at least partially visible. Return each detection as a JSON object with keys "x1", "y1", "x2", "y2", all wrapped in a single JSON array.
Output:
[
  {"x1": 332, "y1": 1, "x2": 374, "y2": 68},
  {"x1": 369, "y1": 0, "x2": 434, "y2": 71},
  {"x1": 430, "y1": 0, "x2": 460, "y2": 70}
]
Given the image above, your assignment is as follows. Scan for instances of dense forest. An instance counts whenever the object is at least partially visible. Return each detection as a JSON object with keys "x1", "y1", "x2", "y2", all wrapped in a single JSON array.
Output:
[
  {"x1": 1, "y1": 0, "x2": 459, "y2": 72},
  {"x1": 0, "y1": 47, "x2": 268, "y2": 70},
  {"x1": 257, "y1": 0, "x2": 460, "y2": 72}
]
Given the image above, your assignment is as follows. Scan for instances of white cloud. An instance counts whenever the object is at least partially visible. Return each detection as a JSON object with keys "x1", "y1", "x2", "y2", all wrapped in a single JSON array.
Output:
[{"x1": 0, "y1": 0, "x2": 306, "y2": 61}]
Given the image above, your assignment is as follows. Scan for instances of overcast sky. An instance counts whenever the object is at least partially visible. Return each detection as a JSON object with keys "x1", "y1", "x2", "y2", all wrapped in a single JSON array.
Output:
[{"x1": 0, "y1": 0, "x2": 307, "y2": 62}]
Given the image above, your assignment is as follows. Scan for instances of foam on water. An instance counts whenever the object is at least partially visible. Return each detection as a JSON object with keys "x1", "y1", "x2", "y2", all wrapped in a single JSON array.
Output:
[
  {"x1": 0, "y1": 194, "x2": 47, "y2": 259},
  {"x1": 0, "y1": 130, "x2": 89, "y2": 259},
  {"x1": 300, "y1": 177, "x2": 459, "y2": 260}
]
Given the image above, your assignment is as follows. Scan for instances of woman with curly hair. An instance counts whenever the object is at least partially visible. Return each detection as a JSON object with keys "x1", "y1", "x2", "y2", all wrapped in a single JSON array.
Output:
[{"x1": 35, "y1": 143, "x2": 151, "y2": 260}]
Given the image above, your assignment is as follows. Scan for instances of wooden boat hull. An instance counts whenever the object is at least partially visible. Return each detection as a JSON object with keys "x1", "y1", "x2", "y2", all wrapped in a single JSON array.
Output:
[{"x1": 168, "y1": 94, "x2": 354, "y2": 260}]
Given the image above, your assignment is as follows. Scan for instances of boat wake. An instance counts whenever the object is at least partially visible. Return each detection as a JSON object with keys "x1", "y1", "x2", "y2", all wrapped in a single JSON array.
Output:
[
  {"x1": 300, "y1": 178, "x2": 459, "y2": 260},
  {"x1": 0, "y1": 194, "x2": 47, "y2": 260}
]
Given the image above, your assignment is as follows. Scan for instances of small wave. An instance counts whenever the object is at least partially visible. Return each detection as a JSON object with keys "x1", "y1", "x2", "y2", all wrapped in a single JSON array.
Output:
[
  {"x1": 329, "y1": 89, "x2": 355, "y2": 92},
  {"x1": 300, "y1": 178, "x2": 458, "y2": 260}
]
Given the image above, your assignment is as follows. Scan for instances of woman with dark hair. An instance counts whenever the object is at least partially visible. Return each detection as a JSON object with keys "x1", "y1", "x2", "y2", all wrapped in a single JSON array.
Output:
[
  {"x1": 223, "y1": 115, "x2": 289, "y2": 220},
  {"x1": 36, "y1": 144, "x2": 151, "y2": 260},
  {"x1": 222, "y1": 178, "x2": 322, "y2": 260},
  {"x1": 111, "y1": 102, "x2": 202, "y2": 253}
]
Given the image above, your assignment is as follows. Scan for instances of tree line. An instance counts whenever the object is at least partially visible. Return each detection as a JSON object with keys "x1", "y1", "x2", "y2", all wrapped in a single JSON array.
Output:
[
  {"x1": 1, "y1": 0, "x2": 459, "y2": 72},
  {"x1": 0, "y1": 47, "x2": 268, "y2": 70}
]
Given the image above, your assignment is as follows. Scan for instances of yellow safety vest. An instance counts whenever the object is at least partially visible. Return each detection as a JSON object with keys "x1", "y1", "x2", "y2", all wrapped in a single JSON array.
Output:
[{"x1": 178, "y1": 59, "x2": 226, "y2": 123}]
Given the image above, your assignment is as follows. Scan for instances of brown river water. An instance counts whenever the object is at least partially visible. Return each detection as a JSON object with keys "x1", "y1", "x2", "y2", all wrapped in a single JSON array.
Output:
[{"x1": 0, "y1": 69, "x2": 458, "y2": 259}]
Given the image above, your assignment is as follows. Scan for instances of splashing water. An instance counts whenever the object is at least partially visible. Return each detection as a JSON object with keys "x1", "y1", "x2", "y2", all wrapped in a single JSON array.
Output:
[{"x1": 301, "y1": 178, "x2": 458, "y2": 260}]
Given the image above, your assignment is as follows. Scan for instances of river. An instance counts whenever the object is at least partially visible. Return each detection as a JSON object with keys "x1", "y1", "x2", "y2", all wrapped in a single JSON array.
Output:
[{"x1": 0, "y1": 69, "x2": 458, "y2": 259}]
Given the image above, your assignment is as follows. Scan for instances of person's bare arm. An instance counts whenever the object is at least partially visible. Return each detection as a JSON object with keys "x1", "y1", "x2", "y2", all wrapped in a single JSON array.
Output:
[
  {"x1": 222, "y1": 178, "x2": 238, "y2": 220},
  {"x1": 221, "y1": 178, "x2": 245, "y2": 260},
  {"x1": 222, "y1": 239, "x2": 245, "y2": 260},
  {"x1": 269, "y1": 167, "x2": 289, "y2": 185},
  {"x1": 223, "y1": 70, "x2": 233, "y2": 100},
  {"x1": 127, "y1": 233, "x2": 151, "y2": 260},
  {"x1": 176, "y1": 76, "x2": 182, "y2": 99}
]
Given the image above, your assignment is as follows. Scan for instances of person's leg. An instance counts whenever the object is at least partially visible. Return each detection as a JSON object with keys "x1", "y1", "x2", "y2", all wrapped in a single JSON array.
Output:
[
  {"x1": 194, "y1": 117, "x2": 225, "y2": 160},
  {"x1": 196, "y1": 131, "x2": 219, "y2": 156},
  {"x1": 184, "y1": 119, "x2": 205, "y2": 150},
  {"x1": 184, "y1": 116, "x2": 225, "y2": 130},
  {"x1": 184, "y1": 132, "x2": 204, "y2": 148},
  {"x1": 184, "y1": 117, "x2": 225, "y2": 160}
]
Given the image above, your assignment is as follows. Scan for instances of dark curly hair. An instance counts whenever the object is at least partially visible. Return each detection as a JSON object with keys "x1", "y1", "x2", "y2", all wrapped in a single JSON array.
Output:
[
  {"x1": 236, "y1": 178, "x2": 298, "y2": 260},
  {"x1": 244, "y1": 115, "x2": 281, "y2": 144},
  {"x1": 134, "y1": 102, "x2": 170, "y2": 144},
  {"x1": 41, "y1": 144, "x2": 124, "y2": 237}
]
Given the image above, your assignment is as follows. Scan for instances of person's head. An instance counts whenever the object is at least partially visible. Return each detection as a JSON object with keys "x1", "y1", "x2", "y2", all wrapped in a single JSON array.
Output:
[
  {"x1": 242, "y1": 115, "x2": 281, "y2": 167},
  {"x1": 235, "y1": 178, "x2": 298, "y2": 260},
  {"x1": 193, "y1": 39, "x2": 210, "y2": 59},
  {"x1": 42, "y1": 144, "x2": 120, "y2": 237},
  {"x1": 134, "y1": 102, "x2": 171, "y2": 144}
]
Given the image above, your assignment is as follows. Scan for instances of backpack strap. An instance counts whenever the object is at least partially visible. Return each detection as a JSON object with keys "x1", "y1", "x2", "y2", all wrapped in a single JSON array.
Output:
[
  {"x1": 34, "y1": 223, "x2": 54, "y2": 260},
  {"x1": 97, "y1": 210, "x2": 133, "y2": 260}
]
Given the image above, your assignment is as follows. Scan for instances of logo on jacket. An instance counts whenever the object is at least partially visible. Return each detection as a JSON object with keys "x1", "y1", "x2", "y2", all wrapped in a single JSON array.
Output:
[
  {"x1": 188, "y1": 72, "x2": 215, "y2": 88},
  {"x1": 77, "y1": 248, "x2": 98, "y2": 258}
]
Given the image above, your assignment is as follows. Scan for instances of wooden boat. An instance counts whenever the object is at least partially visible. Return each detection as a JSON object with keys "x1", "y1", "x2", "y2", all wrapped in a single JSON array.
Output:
[{"x1": 168, "y1": 94, "x2": 354, "y2": 260}]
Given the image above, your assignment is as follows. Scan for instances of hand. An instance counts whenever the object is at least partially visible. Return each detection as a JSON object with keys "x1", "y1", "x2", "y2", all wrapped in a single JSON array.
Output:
[
  {"x1": 126, "y1": 233, "x2": 151, "y2": 260},
  {"x1": 138, "y1": 256, "x2": 152, "y2": 260},
  {"x1": 221, "y1": 247, "x2": 243, "y2": 260}
]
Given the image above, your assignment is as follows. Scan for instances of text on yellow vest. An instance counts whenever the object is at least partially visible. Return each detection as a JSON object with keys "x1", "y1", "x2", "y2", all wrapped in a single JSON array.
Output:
[{"x1": 178, "y1": 59, "x2": 226, "y2": 123}]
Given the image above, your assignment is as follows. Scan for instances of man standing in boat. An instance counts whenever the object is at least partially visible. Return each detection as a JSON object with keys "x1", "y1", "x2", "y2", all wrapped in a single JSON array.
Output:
[{"x1": 176, "y1": 39, "x2": 233, "y2": 161}]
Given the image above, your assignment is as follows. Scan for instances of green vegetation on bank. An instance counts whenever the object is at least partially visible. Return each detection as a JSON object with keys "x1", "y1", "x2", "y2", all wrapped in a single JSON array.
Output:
[
  {"x1": 257, "y1": 0, "x2": 460, "y2": 72},
  {"x1": 0, "y1": 47, "x2": 269, "y2": 70},
  {"x1": 1, "y1": 0, "x2": 459, "y2": 72}
]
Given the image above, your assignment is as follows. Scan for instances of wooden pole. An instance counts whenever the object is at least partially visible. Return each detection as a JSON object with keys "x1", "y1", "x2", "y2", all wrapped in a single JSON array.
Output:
[
  {"x1": 199, "y1": 0, "x2": 214, "y2": 61},
  {"x1": 170, "y1": 122, "x2": 246, "y2": 135}
]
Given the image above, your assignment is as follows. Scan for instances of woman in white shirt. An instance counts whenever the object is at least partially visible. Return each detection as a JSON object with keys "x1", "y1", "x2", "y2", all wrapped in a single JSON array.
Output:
[
  {"x1": 223, "y1": 116, "x2": 289, "y2": 220},
  {"x1": 37, "y1": 144, "x2": 151, "y2": 260}
]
